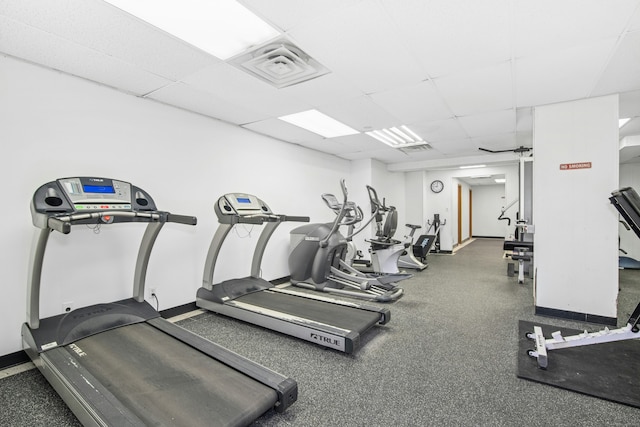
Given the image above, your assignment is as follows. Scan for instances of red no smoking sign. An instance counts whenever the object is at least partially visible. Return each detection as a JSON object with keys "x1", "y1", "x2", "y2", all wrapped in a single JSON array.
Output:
[{"x1": 559, "y1": 162, "x2": 592, "y2": 170}]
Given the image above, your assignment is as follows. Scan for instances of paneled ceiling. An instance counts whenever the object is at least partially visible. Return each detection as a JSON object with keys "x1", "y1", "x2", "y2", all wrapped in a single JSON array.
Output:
[{"x1": 2, "y1": 0, "x2": 640, "y2": 171}]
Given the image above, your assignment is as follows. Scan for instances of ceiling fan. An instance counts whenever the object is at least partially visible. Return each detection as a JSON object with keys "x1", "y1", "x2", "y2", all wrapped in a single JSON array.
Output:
[{"x1": 478, "y1": 145, "x2": 532, "y2": 154}]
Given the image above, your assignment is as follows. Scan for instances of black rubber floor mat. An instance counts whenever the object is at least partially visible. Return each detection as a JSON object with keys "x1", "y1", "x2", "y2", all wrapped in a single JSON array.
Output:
[{"x1": 517, "y1": 320, "x2": 640, "y2": 408}]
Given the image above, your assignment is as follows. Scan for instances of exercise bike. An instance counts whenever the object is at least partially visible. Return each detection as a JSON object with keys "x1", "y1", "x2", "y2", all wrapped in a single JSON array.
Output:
[
  {"x1": 349, "y1": 185, "x2": 413, "y2": 278},
  {"x1": 397, "y1": 224, "x2": 429, "y2": 271},
  {"x1": 288, "y1": 180, "x2": 404, "y2": 302}
]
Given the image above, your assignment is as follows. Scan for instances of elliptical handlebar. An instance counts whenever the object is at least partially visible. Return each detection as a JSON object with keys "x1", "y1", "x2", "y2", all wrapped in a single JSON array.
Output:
[
  {"x1": 320, "y1": 180, "x2": 382, "y2": 243},
  {"x1": 320, "y1": 179, "x2": 349, "y2": 248}
]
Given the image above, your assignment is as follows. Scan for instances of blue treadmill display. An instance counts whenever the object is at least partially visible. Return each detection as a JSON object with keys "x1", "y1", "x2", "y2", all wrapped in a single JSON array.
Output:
[
  {"x1": 83, "y1": 185, "x2": 115, "y2": 194},
  {"x1": 236, "y1": 197, "x2": 251, "y2": 203}
]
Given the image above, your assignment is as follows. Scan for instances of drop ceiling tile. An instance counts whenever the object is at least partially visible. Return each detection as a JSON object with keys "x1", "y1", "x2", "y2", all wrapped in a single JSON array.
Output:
[
  {"x1": 369, "y1": 81, "x2": 453, "y2": 124},
  {"x1": 592, "y1": 31, "x2": 640, "y2": 96},
  {"x1": 241, "y1": 117, "x2": 325, "y2": 143},
  {"x1": 412, "y1": 118, "x2": 468, "y2": 142},
  {"x1": 381, "y1": 0, "x2": 511, "y2": 77},
  {"x1": 338, "y1": 148, "x2": 411, "y2": 164},
  {"x1": 280, "y1": 72, "x2": 365, "y2": 109},
  {"x1": 332, "y1": 133, "x2": 385, "y2": 151},
  {"x1": 287, "y1": 139, "x2": 353, "y2": 156},
  {"x1": 458, "y1": 109, "x2": 516, "y2": 138},
  {"x1": 433, "y1": 62, "x2": 513, "y2": 116},
  {"x1": 0, "y1": 16, "x2": 172, "y2": 95},
  {"x1": 397, "y1": 148, "x2": 446, "y2": 163},
  {"x1": 513, "y1": 0, "x2": 637, "y2": 58},
  {"x1": 288, "y1": 2, "x2": 426, "y2": 94},
  {"x1": 1, "y1": 0, "x2": 218, "y2": 81},
  {"x1": 430, "y1": 138, "x2": 478, "y2": 156},
  {"x1": 181, "y1": 63, "x2": 312, "y2": 118},
  {"x1": 240, "y1": 0, "x2": 357, "y2": 32},
  {"x1": 630, "y1": 6, "x2": 640, "y2": 31},
  {"x1": 515, "y1": 38, "x2": 618, "y2": 107},
  {"x1": 148, "y1": 82, "x2": 268, "y2": 125},
  {"x1": 320, "y1": 95, "x2": 400, "y2": 131}
]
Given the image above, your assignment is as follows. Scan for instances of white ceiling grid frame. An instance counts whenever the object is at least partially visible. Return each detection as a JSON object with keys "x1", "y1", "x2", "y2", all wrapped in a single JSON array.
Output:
[
  {"x1": 428, "y1": 138, "x2": 477, "y2": 156},
  {"x1": 239, "y1": 0, "x2": 358, "y2": 33},
  {"x1": 286, "y1": 1, "x2": 427, "y2": 95},
  {"x1": 242, "y1": 117, "x2": 327, "y2": 144},
  {"x1": 319, "y1": 95, "x2": 400, "y2": 132},
  {"x1": 381, "y1": 0, "x2": 512, "y2": 78},
  {"x1": 147, "y1": 82, "x2": 270, "y2": 125},
  {"x1": 411, "y1": 117, "x2": 469, "y2": 143},
  {"x1": 0, "y1": 15, "x2": 172, "y2": 96},
  {"x1": 433, "y1": 62, "x2": 514, "y2": 116},
  {"x1": 515, "y1": 37, "x2": 620, "y2": 108},
  {"x1": 278, "y1": 70, "x2": 366, "y2": 109},
  {"x1": 630, "y1": 4, "x2": 640, "y2": 30},
  {"x1": 177, "y1": 62, "x2": 313, "y2": 120},
  {"x1": 281, "y1": 138, "x2": 352, "y2": 156},
  {"x1": 458, "y1": 109, "x2": 517, "y2": 138},
  {"x1": 512, "y1": 0, "x2": 639, "y2": 58},
  {"x1": 332, "y1": 133, "x2": 393, "y2": 152},
  {"x1": 592, "y1": 30, "x2": 640, "y2": 96},
  {"x1": 0, "y1": 0, "x2": 218, "y2": 82},
  {"x1": 369, "y1": 80, "x2": 453, "y2": 125}
]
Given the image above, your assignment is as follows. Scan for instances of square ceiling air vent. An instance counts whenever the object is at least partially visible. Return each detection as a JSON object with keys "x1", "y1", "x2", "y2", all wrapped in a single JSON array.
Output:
[{"x1": 230, "y1": 38, "x2": 330, "y2": 88}]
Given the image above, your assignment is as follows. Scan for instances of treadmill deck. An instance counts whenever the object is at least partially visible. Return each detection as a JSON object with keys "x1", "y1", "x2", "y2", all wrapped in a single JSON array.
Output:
[{"x1": 65, "y1": 322, "x2": 277, "y2": 426}]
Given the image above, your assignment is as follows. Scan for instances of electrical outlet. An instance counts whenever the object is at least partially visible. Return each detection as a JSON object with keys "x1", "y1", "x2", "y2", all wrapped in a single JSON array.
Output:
[
  {"x1": 148, "y1": 288, "x2": 157, "y2": 298},
  {"x1": 62, "y1": 301, "x2": 74, "y2": 313}
]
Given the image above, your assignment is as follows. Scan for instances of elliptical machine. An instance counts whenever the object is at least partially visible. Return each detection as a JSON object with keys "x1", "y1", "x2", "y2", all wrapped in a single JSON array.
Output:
[{"x1": 288, "y1": 180, "x2": 404, "y2": 302}]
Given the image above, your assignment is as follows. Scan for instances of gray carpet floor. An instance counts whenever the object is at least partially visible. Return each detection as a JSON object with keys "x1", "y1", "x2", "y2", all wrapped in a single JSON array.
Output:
[{"x1": 2, "y1": 238, "x2": 639, "y2": 426}]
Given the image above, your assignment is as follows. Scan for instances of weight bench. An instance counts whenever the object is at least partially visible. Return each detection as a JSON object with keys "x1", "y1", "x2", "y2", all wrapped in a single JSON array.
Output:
[
  {"x1": 526, "y1": 187, "x2": 640, "y2": 368},
  {"x1": 504, "y1": 240, "x2": 534, "y2": 284}
]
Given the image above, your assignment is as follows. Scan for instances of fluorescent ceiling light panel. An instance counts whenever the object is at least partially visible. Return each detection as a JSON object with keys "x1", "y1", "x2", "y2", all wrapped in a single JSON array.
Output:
[
  {"x1": 279, "y1": 110, "x2": 359, "y2": 138},
  {"x1": 103, "y1": 0, "x2": 280, "y2": 60},
  {"x1": 365, "y1": 125, "x2": 427, "y2": 148},
  {"x1": 495, "y1": 178, "x2": 506, "y2": 183},
  {"x1": 619, "y1": 118, "x2": 631, "y2": 128},
  {"x1": 459, "y1": 164, "x2": 486, "y2": 169}
]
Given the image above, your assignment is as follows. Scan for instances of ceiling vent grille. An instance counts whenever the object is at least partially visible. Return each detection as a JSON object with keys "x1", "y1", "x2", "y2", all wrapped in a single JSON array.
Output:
[
  {"x1": 230, "y1": 38, "x2": 330, "y2": 88},
  {"x1": 400, "y1": 143, "x2": 432, "y2": 154}
]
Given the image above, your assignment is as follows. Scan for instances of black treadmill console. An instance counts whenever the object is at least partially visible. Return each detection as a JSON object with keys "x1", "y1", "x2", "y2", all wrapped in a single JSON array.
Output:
[{"x1": 31, "y1": 177, "x2": 158, "y2": 230}]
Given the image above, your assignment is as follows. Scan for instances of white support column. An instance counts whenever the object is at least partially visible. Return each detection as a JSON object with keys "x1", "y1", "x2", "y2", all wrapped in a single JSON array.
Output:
[{"x1": 533, "y1": 95, "x2": 619, "y2": 322}]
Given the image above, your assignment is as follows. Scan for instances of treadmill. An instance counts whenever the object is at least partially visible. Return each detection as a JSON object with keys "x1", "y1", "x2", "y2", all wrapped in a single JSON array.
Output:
[
  {"x1": 23, "y1": 177, "x2": 296, "y2": 427},
  {"x1": 196, "y1": 193, "x2": 391, "y2": 354}
]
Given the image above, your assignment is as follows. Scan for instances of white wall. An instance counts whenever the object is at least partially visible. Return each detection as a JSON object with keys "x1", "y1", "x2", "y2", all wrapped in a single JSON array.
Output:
[
  {"x1": 472, "y1": 185, "x2": 507, "y2": 237},
  {"x1": 0, "y1": 55, "x2": 352, "y2": 357},
  {"x1": 533, "y1": 95, "x2": 619, "y2": 319}
]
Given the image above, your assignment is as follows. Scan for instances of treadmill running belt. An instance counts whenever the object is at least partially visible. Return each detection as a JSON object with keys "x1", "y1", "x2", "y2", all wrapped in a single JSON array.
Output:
[
  {"x1": 238, "y1": 291, "x2": 381, "y2": 332},
  {"x1": 71, "y1": 323, "x2": 277, "y2": 427}
]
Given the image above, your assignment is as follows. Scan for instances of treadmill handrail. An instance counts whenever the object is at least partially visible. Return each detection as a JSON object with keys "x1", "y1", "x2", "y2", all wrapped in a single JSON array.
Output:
[
  {"x1": 27, "y1": 205, "x2": 197, "y2": 329},
  {"x1": 202, "y1": 200, "x2": 310, "y2": 291}
]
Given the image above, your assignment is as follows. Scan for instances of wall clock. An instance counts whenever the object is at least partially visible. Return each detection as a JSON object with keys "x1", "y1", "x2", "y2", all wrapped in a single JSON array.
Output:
[{"x1": 430, "y1": 180, "x2": 444, "y2": 193}]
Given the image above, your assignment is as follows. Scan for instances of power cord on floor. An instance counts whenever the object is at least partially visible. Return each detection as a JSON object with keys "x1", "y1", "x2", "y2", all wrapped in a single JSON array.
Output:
[{"x1": 151, "y1": 292, "x2": 159, "y2": 311}]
